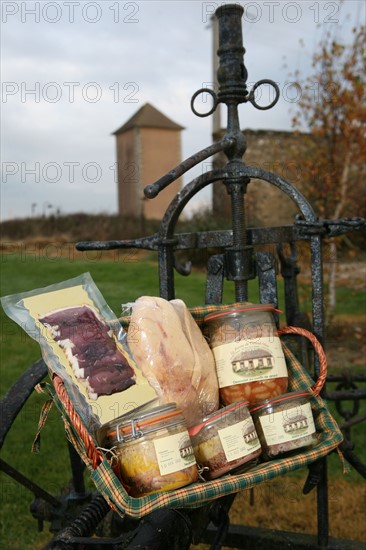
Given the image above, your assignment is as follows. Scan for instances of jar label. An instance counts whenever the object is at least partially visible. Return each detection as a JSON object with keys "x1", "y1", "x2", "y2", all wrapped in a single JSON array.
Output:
[
  {"x1": 212, "y1": 336, "x2": 287, "y2": 388},
  {"x1": 218, "y1": 418, "x2": 261, "y2": 461},
  {"x1": 259, "y1": 402, "x2": 316, "y2": 445},
  {"x1": 154, "y1": 431, "x2": 196, "y2": 476}
]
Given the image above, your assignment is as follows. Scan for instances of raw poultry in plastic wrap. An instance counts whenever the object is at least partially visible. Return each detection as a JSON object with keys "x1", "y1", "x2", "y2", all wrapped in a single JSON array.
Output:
[{"x1": 128, "y1": 296, "x2": 219, "y2": 427}]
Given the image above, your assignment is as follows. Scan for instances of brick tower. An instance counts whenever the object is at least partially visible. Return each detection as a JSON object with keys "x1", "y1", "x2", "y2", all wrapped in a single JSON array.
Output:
[{"x1": 113, "y1": 103, "x2": 184, "y2": 220}]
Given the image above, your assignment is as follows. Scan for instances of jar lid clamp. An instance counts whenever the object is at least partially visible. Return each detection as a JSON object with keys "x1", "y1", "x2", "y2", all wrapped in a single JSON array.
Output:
[{"x1": 117, "y1": 419, "x2": 143, "y2": 442}]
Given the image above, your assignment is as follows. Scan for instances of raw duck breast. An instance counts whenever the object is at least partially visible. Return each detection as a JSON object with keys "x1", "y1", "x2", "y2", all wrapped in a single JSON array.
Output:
[{"x1": 40, "y1": 305, "x2": 136, "y2": 400}]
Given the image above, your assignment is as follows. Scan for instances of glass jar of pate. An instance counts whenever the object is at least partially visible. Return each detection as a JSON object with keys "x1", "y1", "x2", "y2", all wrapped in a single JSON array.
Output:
[
  {"x1": 96, "y1": 403, "x2": 198, "y2": 497},
  {"x1": 250, "y1": 391, "x2": 318, "y2": 460},
  {"x1": 188, "y1": 401, "x2": 261, "y2": 480},
  {"x1": 204, "y1": 305, "x2": 288, "y2": 406}
]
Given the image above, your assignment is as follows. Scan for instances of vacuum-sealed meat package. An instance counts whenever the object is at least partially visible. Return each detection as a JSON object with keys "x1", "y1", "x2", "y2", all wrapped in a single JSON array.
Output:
[
  {"x1": 39, "y1": 305, "x2": 137, "y2": 400},
  {"x1": 127, "y1": 296, "x2": 220, "y2": 427},
  {"x1": 1, "y1": 273, "x2": 157, "y2": 432}
]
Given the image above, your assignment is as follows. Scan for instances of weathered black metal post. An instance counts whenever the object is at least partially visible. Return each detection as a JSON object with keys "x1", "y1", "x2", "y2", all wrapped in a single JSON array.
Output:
[{"x1": 215, "y1": 4, "x2": 253, "y2": 301}]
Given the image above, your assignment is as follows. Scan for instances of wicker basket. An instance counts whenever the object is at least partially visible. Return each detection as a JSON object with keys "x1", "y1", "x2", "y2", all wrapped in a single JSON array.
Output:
[{"x1": 35, "y1": 306, "x2": 342, "y2": 519}]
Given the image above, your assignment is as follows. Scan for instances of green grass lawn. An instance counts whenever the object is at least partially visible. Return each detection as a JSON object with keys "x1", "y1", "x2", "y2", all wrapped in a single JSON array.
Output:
[{"x1": 0, "y1": 253, "x2": 365, "y2": 549}]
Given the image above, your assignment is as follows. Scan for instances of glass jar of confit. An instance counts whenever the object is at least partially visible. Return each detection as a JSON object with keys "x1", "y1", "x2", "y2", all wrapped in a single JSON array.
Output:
[
  {"x1": 250, "y1": 391, "x2": 318, "y2": 460},
  {"x1": 204, "y1": 305, "x2": 288, "y2": 406},
  {"x1": 188, "y1": 401, "x2": 261, "y2": 480},
  {"x1": 96, "y1": 404, "x2": 198, "y2": 497}
]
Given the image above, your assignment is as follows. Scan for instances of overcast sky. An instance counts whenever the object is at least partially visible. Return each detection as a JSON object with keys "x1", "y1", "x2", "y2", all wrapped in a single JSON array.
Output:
[{"x1": 1, "y1": 0, "x2": 364, "y2": 221}]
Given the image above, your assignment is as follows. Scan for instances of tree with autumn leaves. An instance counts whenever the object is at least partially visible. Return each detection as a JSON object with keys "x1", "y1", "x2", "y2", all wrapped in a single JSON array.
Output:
[{"x1": 292, "y1": 25, "x2": 366, "y2": 317}]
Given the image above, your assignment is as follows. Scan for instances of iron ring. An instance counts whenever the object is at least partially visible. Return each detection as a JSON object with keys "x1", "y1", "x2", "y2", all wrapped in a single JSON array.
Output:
[
  {"x1": 190, "y1": 88, "x2": 218, "y2": 117},
  {"x1": 248, "y1": 79, "x2": 280, "y2": 110}
]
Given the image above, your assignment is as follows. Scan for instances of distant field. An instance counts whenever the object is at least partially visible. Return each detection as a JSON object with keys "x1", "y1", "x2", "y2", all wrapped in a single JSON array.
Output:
[{"x1": 0, "y1": 253, "x2": 365, "y2": 549}]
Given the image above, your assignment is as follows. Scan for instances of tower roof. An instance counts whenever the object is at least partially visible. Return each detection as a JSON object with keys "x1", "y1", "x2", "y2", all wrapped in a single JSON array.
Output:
[{"x1": 113, "y1": 103, "x2": 184, "y2": 134}]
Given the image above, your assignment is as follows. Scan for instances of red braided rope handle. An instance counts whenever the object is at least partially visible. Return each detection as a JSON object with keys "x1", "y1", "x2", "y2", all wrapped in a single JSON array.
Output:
[
  {"x1": 278, "y1": 326, "x2": 327, "y2": 397},
  {"x1": 53, "y1": 375, "x2": 102, "y2": 470}
]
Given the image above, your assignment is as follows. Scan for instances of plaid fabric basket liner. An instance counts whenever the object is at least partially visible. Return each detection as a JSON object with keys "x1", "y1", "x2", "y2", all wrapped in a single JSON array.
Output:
[{"x1": 45, "y1": 302, "x2": 343, "y2": 519}]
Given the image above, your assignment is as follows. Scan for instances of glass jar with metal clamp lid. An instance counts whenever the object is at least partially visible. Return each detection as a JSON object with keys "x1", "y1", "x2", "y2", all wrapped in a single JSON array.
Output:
[
  {"x1": 250, "y1": 391, "x2": 318, "y2": 460},
  {"x1": 96, "y1": 403, "x2": 198, "y2": 497},
  {"x1": 204, "y1": 304, "x2": 288, "y2": 405},
  {"x1": 188, "y1": 400, "x2": 262, "y2": 480}
]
